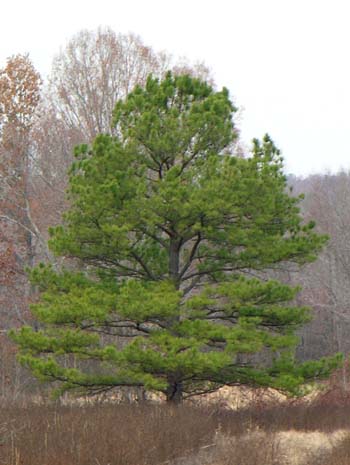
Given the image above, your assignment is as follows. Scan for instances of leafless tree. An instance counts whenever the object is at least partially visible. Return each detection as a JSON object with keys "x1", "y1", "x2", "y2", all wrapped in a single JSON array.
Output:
[
  {"x1": 287, "y1": 173, "x2": 350, "y2": 366},
  {"x1": 47, "y1": 28, "x2": 169, "y2": 141}
]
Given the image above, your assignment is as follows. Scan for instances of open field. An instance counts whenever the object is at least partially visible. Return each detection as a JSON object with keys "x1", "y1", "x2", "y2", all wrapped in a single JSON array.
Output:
[{"x1": 2, "y1": 397, "x2": 350, "y2": 465}]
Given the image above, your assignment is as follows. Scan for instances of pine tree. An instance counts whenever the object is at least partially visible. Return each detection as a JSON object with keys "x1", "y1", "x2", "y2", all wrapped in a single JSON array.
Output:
[{"x1": 11, "y1": 73, "x2": 341, "y2": 403}]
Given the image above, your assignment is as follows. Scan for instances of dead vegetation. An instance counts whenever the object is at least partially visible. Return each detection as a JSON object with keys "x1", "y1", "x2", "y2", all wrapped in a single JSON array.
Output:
[{"x1": 1, "y1": 396, "x2": 350, "y2": 465}]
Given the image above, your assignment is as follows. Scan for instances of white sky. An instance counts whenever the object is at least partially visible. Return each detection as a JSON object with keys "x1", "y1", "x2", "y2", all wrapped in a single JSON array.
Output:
[{"x1": 1, "y1": 0, "x2": 350, "y2": 176}]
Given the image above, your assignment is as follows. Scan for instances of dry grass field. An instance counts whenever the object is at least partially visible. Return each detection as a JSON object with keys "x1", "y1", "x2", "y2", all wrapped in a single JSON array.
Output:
[{"x1": 2, "y1": 390, "x2": 350, "y2": 465}]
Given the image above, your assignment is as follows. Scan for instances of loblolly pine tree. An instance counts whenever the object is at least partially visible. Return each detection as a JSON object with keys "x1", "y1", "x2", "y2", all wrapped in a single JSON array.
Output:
[{"x1": 11, "y1": 73, "x2": 341, "y2": 403}]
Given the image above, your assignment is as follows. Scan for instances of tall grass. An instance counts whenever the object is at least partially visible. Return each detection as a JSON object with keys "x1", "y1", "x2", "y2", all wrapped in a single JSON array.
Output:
[
  {"x1": 2, "y1": 399, "x2": 350, "y2": 464},
  {"x1": 0, "y1": 403, "x2": 218, "y2": 465}
]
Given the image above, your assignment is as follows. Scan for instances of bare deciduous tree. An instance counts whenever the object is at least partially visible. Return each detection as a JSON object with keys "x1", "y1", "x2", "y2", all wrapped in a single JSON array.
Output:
[
  {"x1": 288, "y1": 174, "x2": 350, "y2": 365},
  {"x1": 48, "y1": 28, "x2": 170, "y2": 141}
]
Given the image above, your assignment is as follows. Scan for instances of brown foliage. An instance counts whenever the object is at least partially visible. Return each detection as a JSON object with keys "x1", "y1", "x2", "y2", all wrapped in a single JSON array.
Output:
[
  {"x1": 0, "y1": 54, "x2": 41, "y2": 140},
  {"x1": 0, "y1": 53, "x2": 42, "y2": 248}
]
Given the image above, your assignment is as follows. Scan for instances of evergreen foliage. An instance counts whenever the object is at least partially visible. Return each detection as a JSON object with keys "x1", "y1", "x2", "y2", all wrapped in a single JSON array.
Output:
[{"x1": 11, "y1": 73, "x2": 341, "y2": 402}]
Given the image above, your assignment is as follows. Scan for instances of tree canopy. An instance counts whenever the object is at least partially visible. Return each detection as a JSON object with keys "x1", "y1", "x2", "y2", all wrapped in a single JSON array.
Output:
[{"x1": 11, "y1": 72, "x2": 341, "y2": 403}]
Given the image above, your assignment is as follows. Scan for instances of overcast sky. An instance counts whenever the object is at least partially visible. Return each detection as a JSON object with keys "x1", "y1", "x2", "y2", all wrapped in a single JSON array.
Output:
[{"x1": 1, "y1": 0, "x2": 349, "y2": 176}]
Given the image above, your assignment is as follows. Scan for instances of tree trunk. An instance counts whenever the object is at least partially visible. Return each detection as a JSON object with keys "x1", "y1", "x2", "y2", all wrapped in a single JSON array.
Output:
[
  {"x1": 166, "y1": 380, "x2": 183, "y2": 404},
  {"x1": 169, "y1": 239, "x2": 180, "y2": 290}
]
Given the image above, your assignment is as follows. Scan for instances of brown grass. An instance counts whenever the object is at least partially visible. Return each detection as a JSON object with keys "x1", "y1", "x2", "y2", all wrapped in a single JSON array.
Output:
[
  {"x1": 0, "y1": 403, "x2": 218, "y2": 465},
  {"x1": 2, "y1": 398, "x2": 350, "y2": 465}
]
